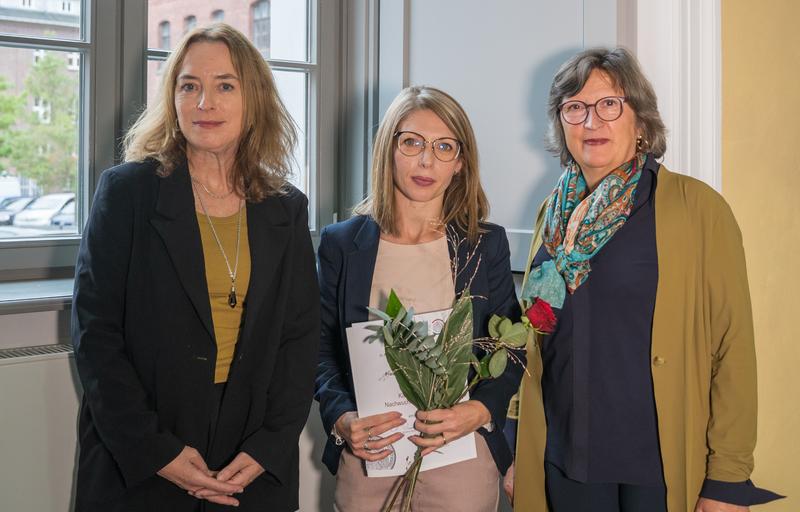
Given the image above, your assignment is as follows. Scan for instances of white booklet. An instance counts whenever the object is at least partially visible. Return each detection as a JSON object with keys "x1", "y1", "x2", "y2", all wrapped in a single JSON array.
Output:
[{"x1": 345, "y1": 308, "x2": 477, "y2": 477}]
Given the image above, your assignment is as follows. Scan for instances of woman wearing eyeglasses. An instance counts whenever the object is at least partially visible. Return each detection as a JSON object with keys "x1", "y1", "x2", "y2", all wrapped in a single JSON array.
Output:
[
  {"x1": 315, "y1": 85, "x2": 523, "y2": 510},
  {"x1": 505, "y1": 47, "x2": 782, "y2": 512}
]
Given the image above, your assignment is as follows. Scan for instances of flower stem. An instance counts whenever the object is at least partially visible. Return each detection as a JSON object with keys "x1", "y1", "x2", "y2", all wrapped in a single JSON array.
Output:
[
  {"x1": 382, "y1": 449, "x2": 423, "y2": 512},
  {"x1": 401, "y1": 451, "x2": 424, "y2": 512}
]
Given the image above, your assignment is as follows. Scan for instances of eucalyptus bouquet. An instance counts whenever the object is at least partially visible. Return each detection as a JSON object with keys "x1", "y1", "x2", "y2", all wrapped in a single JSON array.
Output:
[{"x1": 365, "y1": 289, "x2": 527, "y2": 511}]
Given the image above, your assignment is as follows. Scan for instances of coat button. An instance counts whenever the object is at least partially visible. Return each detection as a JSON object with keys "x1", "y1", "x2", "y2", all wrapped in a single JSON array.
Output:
[{"x1": 653, "y1": 356, "x2": 666, "y2": 367}]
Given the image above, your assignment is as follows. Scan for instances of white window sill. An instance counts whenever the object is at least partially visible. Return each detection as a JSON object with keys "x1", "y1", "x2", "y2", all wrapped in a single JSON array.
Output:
[{"x1": 0, "y1": 278, "x2": 73, "y2": 315}]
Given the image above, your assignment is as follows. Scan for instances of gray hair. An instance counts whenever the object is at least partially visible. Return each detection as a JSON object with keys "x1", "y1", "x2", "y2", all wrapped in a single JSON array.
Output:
[{"x1": 545, "y1": 47, "x2": 667, "y2": 166}]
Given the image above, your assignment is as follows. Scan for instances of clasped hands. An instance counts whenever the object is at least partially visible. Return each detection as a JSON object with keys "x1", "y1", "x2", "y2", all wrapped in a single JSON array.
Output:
[
  {"x1": 335, "y1": 400, "x2": 491, "y2": 461},
  {"x1": 157, "y1": 446, "x2": 264, "y2": 507}
]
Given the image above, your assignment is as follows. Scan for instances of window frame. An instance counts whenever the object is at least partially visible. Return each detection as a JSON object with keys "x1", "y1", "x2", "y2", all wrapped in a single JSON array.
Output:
[{"x1": 0, "y1": 0, "x2": 339, "y2": 305}]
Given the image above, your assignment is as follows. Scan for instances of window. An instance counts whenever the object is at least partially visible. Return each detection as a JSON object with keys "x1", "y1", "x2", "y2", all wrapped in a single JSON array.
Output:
[
  {"x1": 146, "y1": 0, "x2": 320, "y2": 226},
  {"x1": 0, "y1": 3, "x2": 84, "y2": 246},
  {"x1": 32, "y1": 96, "x2": 52, "y2": 124},
  {"x1": 0, "y1": 1, "x2": 337, "y2": 303},
  {"x1": 67, "y1": 52, "x2": 80, "y2": 71},
  {"x1": 0, "y1": 0, "x2": 125, "y2": 291},
  {"x1": 183, "y1": 15, "x2": 196, "y2": 34},
  {"x1": 251, "y1": 1, "x2": 270, "y2": 57},
  {"x1": 211, "y1": 9, "x2": 224, "y2": 22},
  {"x1": 158, "y1": 21, "x2": 170, "y2": 50}
]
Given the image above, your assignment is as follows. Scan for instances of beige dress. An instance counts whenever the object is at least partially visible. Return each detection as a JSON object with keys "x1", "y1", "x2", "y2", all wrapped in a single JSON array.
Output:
[{"x1": 334, "y1": 237, "x2": 500, "y2": 512}]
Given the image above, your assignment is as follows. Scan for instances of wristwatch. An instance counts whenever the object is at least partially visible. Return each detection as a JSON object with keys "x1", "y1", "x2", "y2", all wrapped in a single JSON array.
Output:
[{"x1": 331, "y1": 424, "x2": 345, "y2": 446}]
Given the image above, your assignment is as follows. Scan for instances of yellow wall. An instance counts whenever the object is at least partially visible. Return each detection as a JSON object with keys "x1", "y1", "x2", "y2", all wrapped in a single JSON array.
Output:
[{"x1": 722, "y1": 1, "x2": 799, "y2": 509}]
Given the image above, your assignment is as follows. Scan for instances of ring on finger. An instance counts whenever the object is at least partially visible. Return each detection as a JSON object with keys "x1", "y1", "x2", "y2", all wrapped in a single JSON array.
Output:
[
  {"x1": 441, "y1": 432, "x2": 448, "y2": 445},
  {"x1": 363, "y1": 440, "x2": 369, "y2": 451}
]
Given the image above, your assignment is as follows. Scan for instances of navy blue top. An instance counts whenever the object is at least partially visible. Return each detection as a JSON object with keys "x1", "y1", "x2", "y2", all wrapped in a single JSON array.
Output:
[
  {"x1": 514, "y1": 155, "x2": 782, "y2": 505},
  {"x1": 534, "y1": 156, "x2": 662, "y2": 485}
]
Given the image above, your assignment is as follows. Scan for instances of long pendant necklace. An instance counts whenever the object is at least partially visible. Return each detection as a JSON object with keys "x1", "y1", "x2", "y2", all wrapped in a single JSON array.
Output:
[
  {"x1": 192, "y1": 180, "x2": 243, "y2": 308},
  {"x1": 190, "y1": 174, "x2": 235, "y2": 200}
]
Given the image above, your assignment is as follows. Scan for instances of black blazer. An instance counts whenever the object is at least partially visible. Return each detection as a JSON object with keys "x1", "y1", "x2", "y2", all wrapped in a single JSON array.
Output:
[
  {"x1": 71, "y1": 159, "x2": 320, "y2": 512},
  {"x1": 314, "y1": 215, "x2": 523, "y2": 476}
]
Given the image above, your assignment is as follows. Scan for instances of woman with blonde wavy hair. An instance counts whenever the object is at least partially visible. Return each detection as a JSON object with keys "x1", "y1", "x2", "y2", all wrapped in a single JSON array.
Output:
[
  {"x1": 315, "y1": 85, "x2": 523, "y2": 510},
  {"x1": 72, "y1": 23, "x2": 319, "y2": 511}
]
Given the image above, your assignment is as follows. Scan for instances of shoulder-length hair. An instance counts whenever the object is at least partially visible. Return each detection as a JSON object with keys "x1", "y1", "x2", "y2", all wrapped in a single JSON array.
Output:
[
  {"x1": 123, "y1": 23, "x2": 297, "y2": 200},
  {"x1": 353, "y1": 86, "x2": 489, "y2": 244},
  {"x1": 546, "y1": 46, "x2": 667, "y2": 166}
]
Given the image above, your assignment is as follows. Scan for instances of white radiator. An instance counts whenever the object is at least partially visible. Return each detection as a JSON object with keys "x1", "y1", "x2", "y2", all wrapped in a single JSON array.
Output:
[{"x1": 0, "y1": 345, "x2": 80, "y2": 511}]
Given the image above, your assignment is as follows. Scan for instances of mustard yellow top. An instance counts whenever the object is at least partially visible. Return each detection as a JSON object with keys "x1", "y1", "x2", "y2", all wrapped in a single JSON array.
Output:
[{"x1": 196, "y1": 209, "x2": 251, "y2": 383}]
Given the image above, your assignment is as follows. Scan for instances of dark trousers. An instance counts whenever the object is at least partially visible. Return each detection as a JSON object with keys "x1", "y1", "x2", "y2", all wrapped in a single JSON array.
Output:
[{"x1": 545, "y1": 462, "x2": 667, "y2": 512}]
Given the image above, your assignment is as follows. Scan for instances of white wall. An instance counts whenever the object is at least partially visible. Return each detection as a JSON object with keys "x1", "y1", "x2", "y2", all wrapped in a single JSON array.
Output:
[{"x1": 400, "y1": 0, "x2": 617, "y2": 269}]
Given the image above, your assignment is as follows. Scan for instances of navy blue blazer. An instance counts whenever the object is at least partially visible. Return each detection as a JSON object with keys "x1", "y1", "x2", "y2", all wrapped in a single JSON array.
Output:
[
  {"x1": 72, "y1": 159, "x2": 320, "y2": 512},
  {"x1": 314, "y1": 215, "x2": 523, "y2": 476}
]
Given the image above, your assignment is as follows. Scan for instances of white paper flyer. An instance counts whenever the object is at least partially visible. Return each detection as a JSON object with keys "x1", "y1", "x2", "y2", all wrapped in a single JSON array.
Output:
[{"x1": 345, "y1": 308, "x2": 477, "y2": 477}]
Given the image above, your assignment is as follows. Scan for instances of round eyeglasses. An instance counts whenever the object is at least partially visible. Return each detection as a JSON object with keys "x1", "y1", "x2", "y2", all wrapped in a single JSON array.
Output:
[
  {"x1": 559, "y1": 96, "x2": 627, "y2": 125},
  {"x1": 394, "y1": 131, "x2": 462, "y2": 162}
]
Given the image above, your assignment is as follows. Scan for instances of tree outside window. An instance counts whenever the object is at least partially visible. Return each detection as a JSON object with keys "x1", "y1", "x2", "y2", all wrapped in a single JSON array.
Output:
[{"x1": 0, "y1": 53, "x2": 78, "y2": 195}]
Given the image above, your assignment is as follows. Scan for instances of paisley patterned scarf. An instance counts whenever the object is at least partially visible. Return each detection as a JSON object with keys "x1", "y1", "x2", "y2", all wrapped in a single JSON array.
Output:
[{"x1": 542, "y1": 153, "x2": 645, "y2": 293}]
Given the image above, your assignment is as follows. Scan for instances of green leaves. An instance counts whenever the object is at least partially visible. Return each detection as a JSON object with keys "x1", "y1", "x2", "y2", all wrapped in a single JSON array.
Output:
[
  {"x1": 368, "y1": 289, "x2": 526, "y2": 416},
  {"x1": 499, "y1": 322, "x2": 528, "y2": 348},
  {"x1": 386, "y1": 289, "x2": 403, "y2": 317},
  {"x1": 488, "y1": 315, "x2": 502, "y2": 338},
  {"x1": 439, "y1": 294, "x2": 474, "y2": 406},
  {"x1": 489, "y1": 348, "x2": 508, "y2": 378},
  {"x1": 488, "y1": 314, "x2": 528, "y2": 347}
]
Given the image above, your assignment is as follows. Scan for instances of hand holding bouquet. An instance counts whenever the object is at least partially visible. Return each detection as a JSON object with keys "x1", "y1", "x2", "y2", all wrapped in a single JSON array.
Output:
[{"x1": 366, "y1": 290, "x2": 528, "y2": 511}]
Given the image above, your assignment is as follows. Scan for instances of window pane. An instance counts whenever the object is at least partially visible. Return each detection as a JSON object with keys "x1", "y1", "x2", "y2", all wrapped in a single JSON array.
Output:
[
  {"x1": 146, "y1": 58, "x2": 165, "y2": 106},
  {"x1": 0, "y1": 46, "x2": 80, "y2": 239},
  {"x1": 183, "y1": 15, "x2": 196, "y2": 34},
  {"x1": 273, "y1": 69, "x2": 307, "y2": 194},
  {"x1": 0, "y1": 0, "x2": 83, "y2": 40},
  {"x1": 148, "y1": 0, "x2": 308, "y2": 62}
]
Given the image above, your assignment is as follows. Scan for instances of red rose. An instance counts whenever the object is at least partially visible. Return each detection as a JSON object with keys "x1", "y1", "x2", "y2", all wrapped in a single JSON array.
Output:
[{"x1": 525, "y1": 298, "x2": 557, "y2": 334}]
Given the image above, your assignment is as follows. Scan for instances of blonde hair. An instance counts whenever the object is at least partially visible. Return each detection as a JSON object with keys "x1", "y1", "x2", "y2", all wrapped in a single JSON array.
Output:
[
  {"x1": 123, "y1": 23, "x2": 297, "y2": 200},
  {"x1": 353, "y1": 86, "x2": 489, "y2": 244}
]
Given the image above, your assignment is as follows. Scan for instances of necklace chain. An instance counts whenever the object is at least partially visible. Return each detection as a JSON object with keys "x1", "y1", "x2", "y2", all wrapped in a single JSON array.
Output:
[
  {"x1": 192, "y1": 180, "x2": 243, "y2": 308},
  {"x1": 190, "y1": 174, "x2": 235, "y2": 200}
]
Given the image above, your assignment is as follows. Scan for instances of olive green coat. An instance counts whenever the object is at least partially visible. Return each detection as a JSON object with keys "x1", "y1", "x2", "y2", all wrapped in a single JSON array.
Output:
[{"x1": 513, "y1": 167, "x2": 759, "y2": 511}]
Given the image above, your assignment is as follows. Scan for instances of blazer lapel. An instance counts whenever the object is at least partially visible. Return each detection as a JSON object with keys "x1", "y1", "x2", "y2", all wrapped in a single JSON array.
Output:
[
  {"x1": 343, "y1": 218, "x2": 380, "y2": 327},
  {"x1": 149, "y1": 162, "x2": 215, "y2": 342},
  {"x1": 235, "y1": 195, "x2": 291, "y2": 359}
]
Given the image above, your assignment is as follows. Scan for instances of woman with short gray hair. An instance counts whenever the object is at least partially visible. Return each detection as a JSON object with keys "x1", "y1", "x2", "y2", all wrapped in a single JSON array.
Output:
[{"x1": 506, "y1": 47, "x2": 782, "y2": 511}]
